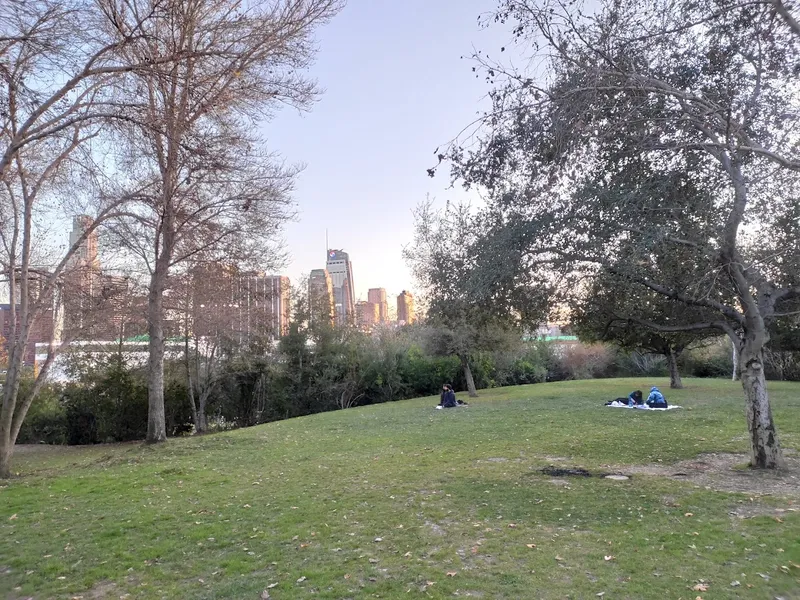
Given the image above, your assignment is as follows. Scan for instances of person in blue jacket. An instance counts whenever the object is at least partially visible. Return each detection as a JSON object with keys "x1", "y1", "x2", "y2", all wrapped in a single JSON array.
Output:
[{"x1": 646, "y1": 386, "x2": 668, "y2": 408}]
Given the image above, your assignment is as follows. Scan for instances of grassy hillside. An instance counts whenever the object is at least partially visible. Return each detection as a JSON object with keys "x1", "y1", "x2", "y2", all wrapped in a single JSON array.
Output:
[{"x1": 2, "y1": 378, "x2": 799, "y2": 599}]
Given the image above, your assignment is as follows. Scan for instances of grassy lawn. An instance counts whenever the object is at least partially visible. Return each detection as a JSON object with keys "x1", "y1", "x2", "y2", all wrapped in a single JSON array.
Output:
[{"x1": 2, "y1": 377, "x2": 799, "y2": 599}]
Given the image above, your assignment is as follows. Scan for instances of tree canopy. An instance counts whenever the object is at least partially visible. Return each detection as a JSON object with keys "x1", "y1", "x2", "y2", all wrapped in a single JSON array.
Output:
[{"x1": 437, "y1": 0, "x2": 800, "y2": 468}]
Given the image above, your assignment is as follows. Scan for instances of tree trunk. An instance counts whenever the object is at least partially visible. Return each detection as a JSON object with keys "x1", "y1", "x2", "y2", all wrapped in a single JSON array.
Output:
[
  {"x1": 197, "y1": 389, "x2": 210, "y2": 433},
  {"x1": 667, "y1": 348, "x2": 683, "y2": 389},
  {"x1": 459, "y1": 354, "x2": 478, "y2": 398},
  {"x1": 740, "y1": 344, "x2": 784, "y2": 469},
  {"x1": 146, "y1": 266, "x2": 168, "y2": 443},
  {"x1": 0, "y1": 438, "x2": 11, "y2": 478},
  {"x1": 732, "y1": 340, "x2": 738, "y2": 381}
]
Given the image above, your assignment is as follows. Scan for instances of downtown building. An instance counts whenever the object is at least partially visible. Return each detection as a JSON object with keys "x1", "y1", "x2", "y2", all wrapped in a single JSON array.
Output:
[
  {"x1": 308, "y1": 269, "x2": 335, "y2": 326},
  {"x1": 190, "y1": 264, "x2": 291, "y2": 342},
  {"x1": 397, "y1": 290, "x2": 415, "y2": 324},
  {"x1": 355, "y1": 300, "x2": 380, "y2": 331},
  {"x1": 326, "y1": 249, "x2": 356, "y2": 326},
  {"x1": 367, "y1": 288, "x2": 389, "y2": 323}
]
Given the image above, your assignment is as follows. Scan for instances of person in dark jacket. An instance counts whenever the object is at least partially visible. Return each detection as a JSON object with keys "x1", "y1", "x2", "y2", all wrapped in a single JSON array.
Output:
[
  {"x1": 605, "y1": 390, "x2": 643, "y2": 406},
  {"x1": 440, "y1": 384, "x2": 457, "y2": 408}
]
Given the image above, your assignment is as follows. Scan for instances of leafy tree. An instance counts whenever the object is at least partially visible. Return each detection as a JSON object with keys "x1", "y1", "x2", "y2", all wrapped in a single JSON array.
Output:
[
  {"x1": 438, "y1": 0, "x2": 800, "y2": 468},
  {"x1": 572, "y1": 269, "x2": 720, "y2": 389},
  {"x1": 405, "y1": 201, "x2": 546, "y2": 396}
]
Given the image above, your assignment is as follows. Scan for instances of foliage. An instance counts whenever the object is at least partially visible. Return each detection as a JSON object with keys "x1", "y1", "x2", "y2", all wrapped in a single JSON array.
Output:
[
  {"x1": 3, "y1": 379, "x2": 800, "y2": 599},
  {"x1": 15, "y1": 378, "x2": 66, "y2": 445},
  {"x1": 405, "y1": 200, "x2": 547, "y2": 395},
  {"x1": 436, "y1": 0, "x2": 800, "y2": 467}
]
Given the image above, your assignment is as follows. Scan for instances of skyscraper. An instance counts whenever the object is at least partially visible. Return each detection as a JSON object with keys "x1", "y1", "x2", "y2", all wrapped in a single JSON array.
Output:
[
  {"x1": 308, "y1": 269, "x2": 335, "y2": 326},
  {"x1": 264, "y1": 275, "x2": 291, "y2": 337},
  {"x1": 356, "y1": 301, "x2": 380, "y2": 331},
  {"x1": 326, "y1": 249, "x2": 355, "y2": 326},
  {"x1": 64, "y1": 215, "x2": 101, "y2": 336},
  {"x1": 397, "y1": 290, "x2": 415, "y2": 324},
  {"x1": 191, "y1": 265, "x2": 291, "y2": 341},
  {"x1": 69, "y1": 215, "x2": 100, "y2": 270},
  {"x1": 367, "y1": 288, "x2": 388, "y2": 323}
]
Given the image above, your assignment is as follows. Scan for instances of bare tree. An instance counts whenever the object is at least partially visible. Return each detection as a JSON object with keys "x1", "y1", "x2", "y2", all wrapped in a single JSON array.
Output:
[
  {"x1": 0, "y1": 0, "x2": 229, "y2": 477},
  {"x1": 101, "y1": 0, "x2": 341, "y2": 443}
]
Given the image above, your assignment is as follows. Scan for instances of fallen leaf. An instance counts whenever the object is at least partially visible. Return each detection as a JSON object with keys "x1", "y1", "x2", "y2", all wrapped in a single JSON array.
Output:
[
  {"x1": 555, "y1": 555, "x2": 564, "y2": 561},
  {"x1": 374, "y1": 537, "x2": 383, "y2": 542},
  {"x1": 368, "y1": 558, "x2": 378, "y2": 564},
  {"x1": 344, "y1": 574, "x2": 350, "y2": 579},
  {"x1": 692, "y1": 583, "x2": 709, "y2": 591},
  {"x1": 403, "y1": 552, "x2": 412, "y2": 558},
  {"x1": 296, "y1": 576, "x2": 306, "y2": 583},
  {"x1": 260, "y1": 591, "x2": 270, "y2": 600},
  {"x1": 597, "y1": 593, "x2": 605, "y2": 598},
  {"x1": 685, "y1": 512, "x2": 694, "y2": 517},
  {"x1": 526, "y1": 544, "x2": 537, "y2": 548},
  {"x1": 299, "y1": 543, "x2": 309, "y2": 549},
  {"x1": 775, "y1": 517, "x2": 784, "y2": 523},
  {"x1": 604, "y1": 555, "x2": 615, "y2": 561},
  {"x1": 446, "y1": 571, "x2": 457, "y2": 577},
  {"x1": 266, "y1": 583, "x2": 278, "y2": 589},
  {"x1": 508, "y1": 523, "x2": 517, "y2": 528},
  {"x1": 730, "y1": 580, "x2": 740, "y2": 587},
  {"x1": 790, "y1": 562, "x2": 800, "y2": 569},
  {"x1": 8, "y1": 514, "x2": 17, "y2": 521}
]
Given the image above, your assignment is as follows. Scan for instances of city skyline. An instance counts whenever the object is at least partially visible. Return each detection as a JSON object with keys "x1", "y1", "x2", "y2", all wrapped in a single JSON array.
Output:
[{"x1": 266, "y1": 0, "x2": 513, "y2": 300}]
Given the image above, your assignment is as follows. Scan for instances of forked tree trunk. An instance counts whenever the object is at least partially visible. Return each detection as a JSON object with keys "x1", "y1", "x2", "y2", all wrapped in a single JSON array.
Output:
[
  {"x1": 667, "y1": 348, "x2": 683, "y2": 389},
  {"x1": 459, "y1": 354, "x2": 478, "y2": 398},
  {"x1": 740, "y1": 343, "x2": 783, "y2": 469}
]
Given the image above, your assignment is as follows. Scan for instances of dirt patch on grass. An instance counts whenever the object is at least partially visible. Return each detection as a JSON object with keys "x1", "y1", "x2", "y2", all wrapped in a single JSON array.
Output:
[{"x1": 625, "y1": 453, "x2": 800, "y2": 497}]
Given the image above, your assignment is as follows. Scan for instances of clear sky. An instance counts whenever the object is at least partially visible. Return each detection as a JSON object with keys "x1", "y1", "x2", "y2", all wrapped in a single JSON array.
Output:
[{"x1": 264, "y1": 0, "x2": 515, "y2": 303}]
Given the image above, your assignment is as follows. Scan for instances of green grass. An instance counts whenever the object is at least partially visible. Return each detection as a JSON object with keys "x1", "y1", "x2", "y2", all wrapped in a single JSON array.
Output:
[{"x1": 2, "y1": 378, "x2": 799, "y2": 599}]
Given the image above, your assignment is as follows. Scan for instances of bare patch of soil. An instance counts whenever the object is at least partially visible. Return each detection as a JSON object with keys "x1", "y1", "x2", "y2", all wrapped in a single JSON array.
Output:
[{"x1": 623, "y1": 453, "x2": 800, "y2": 497}]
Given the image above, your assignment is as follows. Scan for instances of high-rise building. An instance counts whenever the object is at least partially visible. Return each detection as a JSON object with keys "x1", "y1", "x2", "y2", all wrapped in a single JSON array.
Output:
[
  {"x1": 191, "y1": 265, "x2": 290, "y2": 341},
  {"x1": 263, "y1": 275, "x2": 291, "y2": 337},
  {"x1": 326, "y1": 249, "x2": 355, "y2": 326},
  {"x1": 308, "y1": 269, "x2": 335, "y2": 326},
  {"x1": 397, "y1": 290, "x2": 415, "y2": 324},
  {"x1": 69, "y1": 215, "x2": 99, "y2": 270},
  {"x1": 367, "y1": 288, "x2": 388, "y2": 323},
  {"x1": 356, "y1": 301, "x2": 380, "y2": 331},
  {"x1": 64, "y1": 216, "x2": 102, "y2": 337}
]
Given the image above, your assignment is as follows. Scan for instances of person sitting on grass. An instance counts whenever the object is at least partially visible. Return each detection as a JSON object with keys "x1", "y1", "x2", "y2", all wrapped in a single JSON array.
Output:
[
  {"x1": 439, "y1": 384, "x2": 457, "y2": 408},
  {"x1": 646, "y1": 386, "x2": 668, "y2": 408}
]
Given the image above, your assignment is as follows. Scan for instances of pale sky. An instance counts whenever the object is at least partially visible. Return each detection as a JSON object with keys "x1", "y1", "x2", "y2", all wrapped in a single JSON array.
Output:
[{"x1": 265, "y1": 0, "x2": 516, "y2": 303}]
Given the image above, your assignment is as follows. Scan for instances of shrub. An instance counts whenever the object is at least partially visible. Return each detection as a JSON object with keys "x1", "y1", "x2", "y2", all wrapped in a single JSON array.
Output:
[{"x1": 559, "y1": 343, "x2": 615, "y2": 380}]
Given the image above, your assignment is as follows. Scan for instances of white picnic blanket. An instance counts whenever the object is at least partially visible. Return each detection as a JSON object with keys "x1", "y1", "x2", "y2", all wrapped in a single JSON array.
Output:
[{"x1": 606, "y1": 401, "x2": 682, "y2": 411}]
